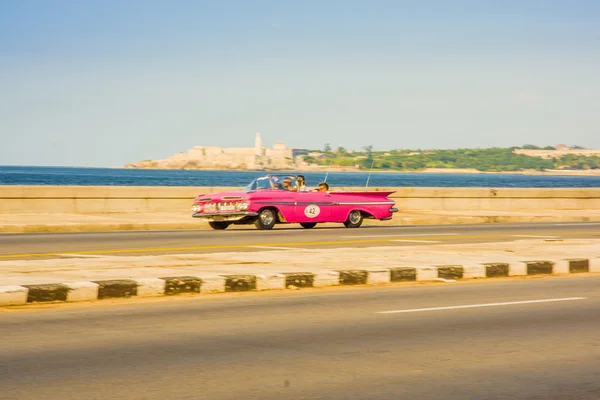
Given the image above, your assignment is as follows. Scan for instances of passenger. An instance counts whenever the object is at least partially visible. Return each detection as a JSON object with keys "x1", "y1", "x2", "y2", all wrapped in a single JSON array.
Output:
[
  {"x1": 296, "y1": 175, "x2": 308, "y2": 192},
  {"x1": 283, "y1": 177, "x2": 295, "y2": 191},
  {"x1": 270, "y1": 176, "x2": 283, "y2": 190},
  {"x1": 315, "y1": 182, "x2": 329, "y2": 192}
]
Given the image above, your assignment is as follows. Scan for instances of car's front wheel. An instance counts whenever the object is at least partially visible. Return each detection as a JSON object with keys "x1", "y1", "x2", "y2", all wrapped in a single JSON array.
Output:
[
  {"x1": 343, "y1": 210, "x2": 363, "y2": 228},
  {"x1": 209, "y1": 221, "x2": 230, "y2": 230},
  {"x1": 300, "y1": 222, "x2": 317, "y2": 229},
  {"x1": 254, "y1": 208, "x2": 276, "y2": 230}
]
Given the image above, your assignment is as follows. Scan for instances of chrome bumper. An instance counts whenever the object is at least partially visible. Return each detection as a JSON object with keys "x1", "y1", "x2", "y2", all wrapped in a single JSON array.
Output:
[
  {"x1": 192, "y1": 211, "x2": 258, "y2": 222},
  {"x1": 380, "y1": 207, "x2": 399, "y2": 221}
]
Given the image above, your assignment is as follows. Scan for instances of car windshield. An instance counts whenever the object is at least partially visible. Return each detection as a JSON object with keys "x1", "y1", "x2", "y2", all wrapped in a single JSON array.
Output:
[{"x1": 244, "y1": 175, "x2": 297, "y2": 191}]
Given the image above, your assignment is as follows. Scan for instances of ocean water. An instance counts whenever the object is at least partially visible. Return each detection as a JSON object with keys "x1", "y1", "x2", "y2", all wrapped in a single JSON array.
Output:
[{"x1": 1, "y1": 166, "x2": 599, "y2": 188}]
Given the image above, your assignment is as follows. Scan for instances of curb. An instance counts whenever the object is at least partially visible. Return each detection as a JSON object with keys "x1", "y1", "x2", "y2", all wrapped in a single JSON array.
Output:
[{"x1": 2, "y1": 258, "x2": 599, "y2": 307}]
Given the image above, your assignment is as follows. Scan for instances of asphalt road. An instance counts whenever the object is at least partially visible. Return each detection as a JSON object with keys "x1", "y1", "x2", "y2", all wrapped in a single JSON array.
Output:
[
  {"x1": 1, "y1": 275, "x2": 599, "y2": 399},
  {"x1": 1, "y1": 222, "x2": 600, "y2": 260}
]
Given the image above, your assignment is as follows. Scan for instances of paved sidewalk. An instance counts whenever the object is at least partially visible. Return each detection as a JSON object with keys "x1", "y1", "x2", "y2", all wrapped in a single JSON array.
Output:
[
  {"x1": 2, "y1": 239, "x2": 599, "y2": 306},
  {"x1": 2, "y1": 209, "x2": 600, "y2": 233}
]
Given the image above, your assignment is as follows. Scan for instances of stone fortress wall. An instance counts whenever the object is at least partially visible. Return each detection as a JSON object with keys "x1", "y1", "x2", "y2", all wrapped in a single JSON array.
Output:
[
  {"x1": 514, "y1": 149, "x2": 600, "y2": 159},
  {"x1": 126, "y1": 133, "x2": 300, "y2": 170},
  {"x1": 513, "y1": 144, "x2": 600, "y2": 159}
]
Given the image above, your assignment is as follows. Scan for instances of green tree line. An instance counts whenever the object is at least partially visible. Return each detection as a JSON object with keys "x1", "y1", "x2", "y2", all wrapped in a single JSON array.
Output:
[{"x1": 303, "y1": 147, "x2": 600, "y2": 172}]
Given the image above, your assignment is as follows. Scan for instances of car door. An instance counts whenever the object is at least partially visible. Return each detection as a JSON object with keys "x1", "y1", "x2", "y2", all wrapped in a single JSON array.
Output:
[{"x1": 294, "y1": 191, "x2": 332, "y2": 223}]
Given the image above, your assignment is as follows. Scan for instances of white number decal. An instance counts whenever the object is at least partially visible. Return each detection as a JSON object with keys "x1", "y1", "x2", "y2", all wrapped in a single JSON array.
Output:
[{"x1": 304, "y1": 205, "x2": 321, "y2": 218}]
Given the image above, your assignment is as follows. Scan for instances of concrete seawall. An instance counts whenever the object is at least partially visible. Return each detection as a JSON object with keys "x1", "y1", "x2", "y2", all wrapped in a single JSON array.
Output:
[{"x1": 1, "y1": 186, "x2": 599, "y2": 214}]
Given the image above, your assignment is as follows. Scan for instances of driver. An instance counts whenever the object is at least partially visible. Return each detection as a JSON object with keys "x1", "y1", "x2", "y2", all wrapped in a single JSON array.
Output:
[{"x1": 314, "y1": 182, "x2": 329, "y2": 192}]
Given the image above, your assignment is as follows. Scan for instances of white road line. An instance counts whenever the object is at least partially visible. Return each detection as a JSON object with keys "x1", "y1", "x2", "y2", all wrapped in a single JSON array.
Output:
[
  {"x1": 55, "y1": 254, "x2": 108, "y2": 258},
  {"x1": 390, "y1": 239, "x2": 441, "y2": 243},
  {"x1": 343, "y1": 233, "x2": 458, "y2": 238},
  {"x1": 512, "y1": 235, "x2": 560, "y2": 238},
  {"x1": 249, "y1": 246, "x2": 296, "y2": 250},
  {"x1": 254, "y1": 228, "x2": 342, "y2": 233},
  {"x1": 376, "y1": 297, "x2": 587, "y2": 314},
  {"x1": 551, "y1": 223, "x2": 600, "y2": 226}
]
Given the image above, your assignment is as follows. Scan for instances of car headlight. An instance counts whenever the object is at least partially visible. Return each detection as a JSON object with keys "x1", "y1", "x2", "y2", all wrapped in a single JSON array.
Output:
[
  {"x1": 237, "y1": 202, "x2": 249, "y2": 211},
  {"x1": 192, "y1": 204, "x2": 204, "y2": 212}
]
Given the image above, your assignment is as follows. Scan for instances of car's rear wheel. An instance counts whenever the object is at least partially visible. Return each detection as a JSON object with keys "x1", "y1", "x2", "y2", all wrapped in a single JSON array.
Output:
[
  {"x1": 254, "y1": 208, "x2": 276, "y2": 230},
  {"x1": 300, "y1": 222, "x2": 317, "y2": 229},
  {"x1": 209, "y1": 221, "x2": 230, "y2": 230},
  {"x1": 344, "y1": 210, "x2": 363, "y2": 228}
]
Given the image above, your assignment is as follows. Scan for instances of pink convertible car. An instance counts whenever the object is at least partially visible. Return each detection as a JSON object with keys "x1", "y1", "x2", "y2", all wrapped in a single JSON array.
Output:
[{"x1": 191, "y1": 174, "x2": 398, "y2": 230}]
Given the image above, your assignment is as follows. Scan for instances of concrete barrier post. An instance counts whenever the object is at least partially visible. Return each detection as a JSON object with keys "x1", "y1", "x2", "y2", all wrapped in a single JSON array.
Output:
[
  {"x1": 366, "y1": 269, "x2": 391, "y2": 284},
  {"x1": 590, "y1": 258, "x2": 600, "y2": 273},
  {"x1": 510, "y1": 262, "x2": 528, "y2": 276},
  {"x1": 313, "y1": 271, "x2": 340, "y2": 287},
  {"x1": 198, "y1": 276, "x2": 227, "y2": 293},
  {"x1": 66, "y1": 282, "x2": 99, "y2": 302},
  {"x1": 415, "y1": 266, "x2": 438, "y2": 281},
  {"x1": 256, "y1": 274, "x2": 286, "y2": 291},
  {"x1": 134, "y1": 278, "x2": 167, "y2": 297},
  {"x1": 0, "y1": 286, "x2": 28, "y2": 306},
  {"x1": 463, "y1": 264, "x2": 486, "y2": 279}
]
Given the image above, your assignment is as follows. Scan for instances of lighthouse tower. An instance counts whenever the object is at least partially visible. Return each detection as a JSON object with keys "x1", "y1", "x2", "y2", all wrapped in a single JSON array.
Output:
[{"x1": 254, "y1": 132, "x2": 263, "y2": 156}]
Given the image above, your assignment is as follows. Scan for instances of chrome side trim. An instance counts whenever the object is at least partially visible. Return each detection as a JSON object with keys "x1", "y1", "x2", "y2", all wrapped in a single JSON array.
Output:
[
  {"x1": 336, "y1": 202, "x2": 396, "y2": 205},
  {"x1": 253, "y1": 201, "x2": 395, "y2": 206},
  {"x1": 253, "y1": 201, "x2": 297, "y2": 205},
  {"x1": 295, "y1": 202, "x2": 336, "y2": 206},
  {"x1": 192, "y1": 211, "x2": 258, "y2": 221},
  {"x1": 253, "y1": 201, "x2": 336, "y2": 206}
]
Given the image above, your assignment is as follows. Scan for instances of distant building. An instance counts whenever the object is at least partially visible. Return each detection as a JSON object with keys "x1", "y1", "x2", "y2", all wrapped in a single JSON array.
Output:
[
  {"x1": 255, "y1": 133, "x2": 263, "y2": 156},
  {"x1": 514, "y1": 147, "x2": 600, "y2": 159},
  {"x1": 158, "y1": 132, "x2": 296, "y2": 169}
]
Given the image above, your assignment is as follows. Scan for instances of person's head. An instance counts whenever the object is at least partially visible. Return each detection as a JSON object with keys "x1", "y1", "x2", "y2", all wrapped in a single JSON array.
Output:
[
  {"x1": 271, "y1": 176, "x2": 282, "y2": 189},
  {"x1": 297, "y1": 175, "x2": 305, "y2": 185},
  {"x1": 283, "y1": 177, "x2": 292, "y2": 189},
  {"x1": 318, "y1": 182, "x2": 329, "y2": 192}
]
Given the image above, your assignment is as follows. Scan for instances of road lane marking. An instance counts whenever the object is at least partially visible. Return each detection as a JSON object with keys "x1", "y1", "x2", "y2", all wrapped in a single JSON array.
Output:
[
  {"x1": 512, "y1": 235, "x2": 560, "y2": 238},
  {"x1": 551, "y1": 223, "x2": 600, "y2": 226},
  {"x1": 343, "y1": 233, "x2": 458, "y2": 238},
  {"x1": 376, "y1": 297, "x2": 588, "y2": 314},
  {"x1": 390, "y1": 240, "x2": 441, "y2": 243},
  {"x1": 1, "y1": 230, "x2": 598, "y2": 259},
  {"x1": 55, "y1": 254, "x2": 108, "y2": 258},
  {"x1": 249, "y1": 246, "x2": 296, "y2": 250}
]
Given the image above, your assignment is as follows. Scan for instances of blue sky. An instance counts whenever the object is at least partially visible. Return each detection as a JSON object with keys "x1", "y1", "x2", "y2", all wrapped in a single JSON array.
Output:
[{"x1": 1, "y1": 0, "x2": 599, "y2": 167}]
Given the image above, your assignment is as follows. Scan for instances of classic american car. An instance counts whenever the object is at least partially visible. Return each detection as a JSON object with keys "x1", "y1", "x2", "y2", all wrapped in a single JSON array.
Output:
[{"x1": 191, "y1": 174, "x2": 398, "y2": 230}]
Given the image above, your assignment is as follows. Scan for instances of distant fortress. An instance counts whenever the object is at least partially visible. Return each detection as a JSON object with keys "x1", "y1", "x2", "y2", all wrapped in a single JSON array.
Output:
[
  {"x1": 513, "y1": 144, "x2": 600, "y2": 159},
  {"x1": 125, "y1": 133, "x2": 311, "y2": 170}
]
